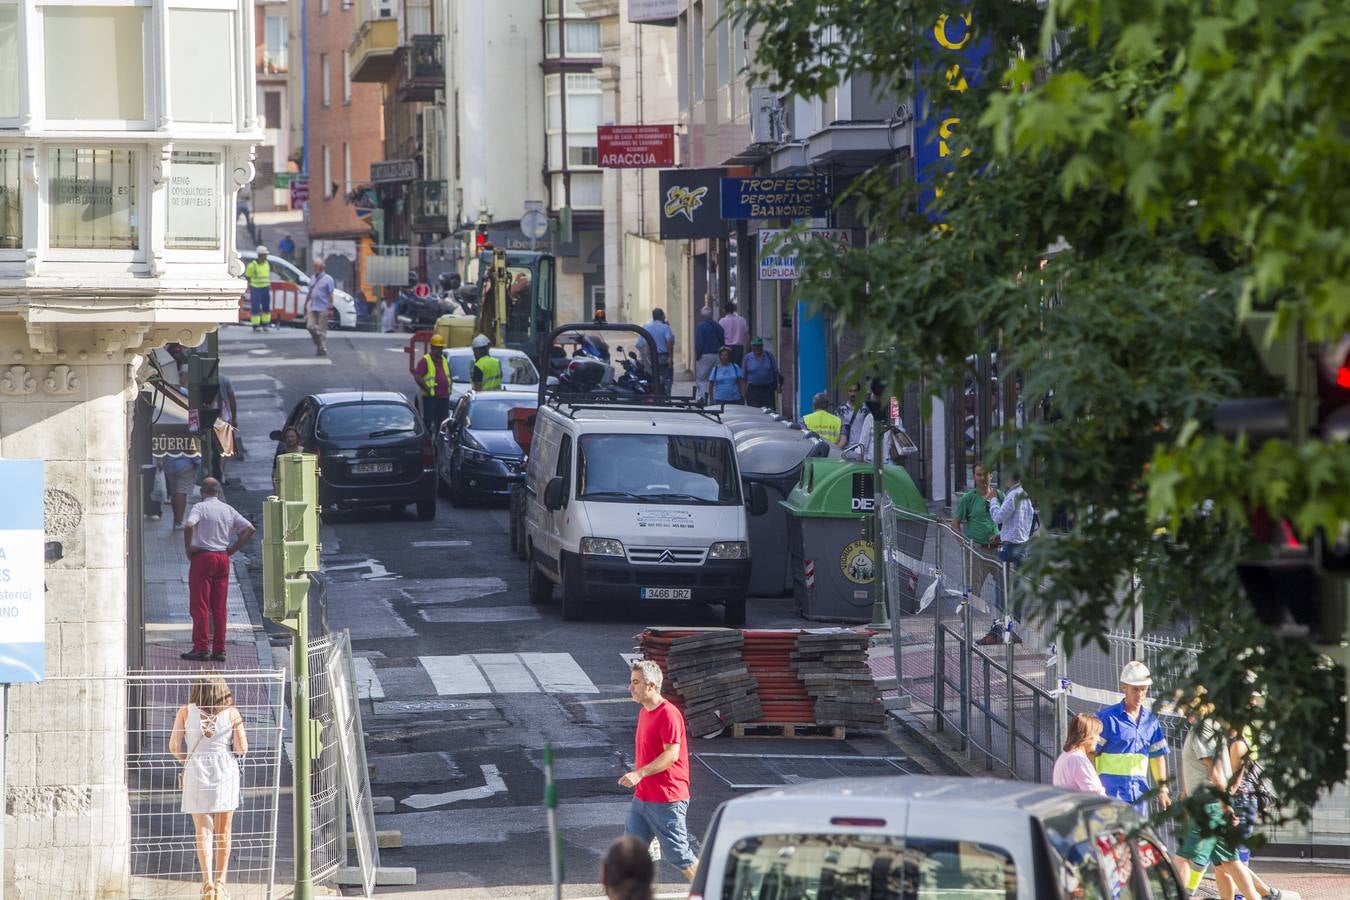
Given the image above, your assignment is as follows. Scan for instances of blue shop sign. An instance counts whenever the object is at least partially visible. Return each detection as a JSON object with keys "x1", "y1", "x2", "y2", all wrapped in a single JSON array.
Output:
[
  {"x1": 720, "y1": 176, "x2": 832, "y2": 220},
  {"x1": 914, "y1": 11, "x2": 990, "y2": 221}
]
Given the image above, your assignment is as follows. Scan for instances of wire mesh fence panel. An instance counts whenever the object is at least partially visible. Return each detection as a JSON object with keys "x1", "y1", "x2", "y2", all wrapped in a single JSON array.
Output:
[
  {"x1": 107, "y1": 670, "x2": 283, "y2": 900},
  {"x1": 325, "y1": 631, "x2": 380, "y2": 895},
  {"x1": 307, "y1": 633, "x2": 345, "y2": 883}
]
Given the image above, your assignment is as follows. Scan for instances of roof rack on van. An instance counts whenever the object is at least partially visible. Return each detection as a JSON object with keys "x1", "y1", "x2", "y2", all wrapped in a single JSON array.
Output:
[{"x1": 546, "y1": 391, "x2": 726, "y2": 422}]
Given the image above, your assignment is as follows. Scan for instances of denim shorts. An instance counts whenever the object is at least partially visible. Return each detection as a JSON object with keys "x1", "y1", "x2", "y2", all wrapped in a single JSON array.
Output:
[{"x1": 624, "y1": 797, "x2": 697, "y2": 870}]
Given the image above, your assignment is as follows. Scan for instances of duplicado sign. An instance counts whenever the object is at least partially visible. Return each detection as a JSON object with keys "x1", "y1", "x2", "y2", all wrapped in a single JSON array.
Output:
[{"x1": 597, "y1": 125, "x2": 676, "y2": 168}]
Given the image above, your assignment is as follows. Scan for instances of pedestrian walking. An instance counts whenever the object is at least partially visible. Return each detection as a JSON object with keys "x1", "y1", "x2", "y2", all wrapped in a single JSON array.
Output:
[
  {"x1": 600, "y1": 835, "x2": 655, "y2": 900},
  {"x1": 693, "y1": 308, "x2": 724, "y2": 401},
  {"x1": 640, "y1": 308, "x2": 675, "y2": 395},
  {"x1": 272, "y1": 426, "x2": 303, "y2": 494},
  {"x1": 181, "y1": 478, "x2": 255, "y2": 663},
  {"x1": 742, "y1": 336, "x2": 781, "y2": 409},
  {"x1": 1172, "y1": 702, "x2": 1264, "y2": 900},
  {"x1": 304, "y1": 257, "x2": 334, "y2": 356},
  {"x1": 718, "y1": 302, "x2": 749, "y2": 365},
  {"x1": 163, "y1": 452, "x2": 201, "y2": 529},
  {"x1": 952, "y1": 462, "x2": 1003, "y2": 628},
  {"x1": 707, "y1": 346, "x2": 745, "y2": 405},
  {"x1": 619, "y1": 660, "x2": 698, "y2": 882},
  {"x1": 1229, "y1": 723, "x2": 1283, "y2": 900},
  {"x1": 839, "y1": 382, "x2": 874, "y2": 455},
  {"x1": 1052, "y1": 713, "x2": 1107, "y2": 795},
  {"x1": 278, "y1": 233, "x2": 295, "y2": 259},
  {"x1": 802, "y1": 392, "x2": 842, "y2": 444},
  {"x1": 244, "y1": 245, "x2": 274, "y2": 331},
  {"x1": 415, "y1": 333, "x2": 453, "y2": 432},
  {"x1": 170, "y1": 673, "x2": 248, "y2": 899},
  {"x1": 1095, "y1": 661, "x2": 1172, "y2": 814},
  {"x1": 980, "y1": 470, "x2": 1034, "y2": 643}
]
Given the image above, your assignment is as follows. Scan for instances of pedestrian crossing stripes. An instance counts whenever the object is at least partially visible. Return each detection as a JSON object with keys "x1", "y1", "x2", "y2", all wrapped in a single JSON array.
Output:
[{"x1": 364, "y1": 653, "x2": 600, "y2": 700}]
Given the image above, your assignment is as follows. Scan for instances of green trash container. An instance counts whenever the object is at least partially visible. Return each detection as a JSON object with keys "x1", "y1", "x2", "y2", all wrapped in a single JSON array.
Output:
[{"x1": 782, "y1": 458, "x2": 929, "y2": 622}]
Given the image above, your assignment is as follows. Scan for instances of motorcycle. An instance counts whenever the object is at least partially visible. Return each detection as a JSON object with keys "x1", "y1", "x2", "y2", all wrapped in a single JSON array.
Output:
[
  {"x1": 613, "y1": 346, "x2": 653, "y2": 395},
  {"x1": 394, "y1": 288, "x2": 443, "y2": 331}
]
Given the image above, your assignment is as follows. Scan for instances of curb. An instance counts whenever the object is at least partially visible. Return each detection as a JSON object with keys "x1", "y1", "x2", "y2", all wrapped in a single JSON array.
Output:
[
  {"x1": 233, "y1": 554, "x2": 278, "y2": 670},
  {"x1": 887, "y1": 708, "x2": 968, "y2": 777}
]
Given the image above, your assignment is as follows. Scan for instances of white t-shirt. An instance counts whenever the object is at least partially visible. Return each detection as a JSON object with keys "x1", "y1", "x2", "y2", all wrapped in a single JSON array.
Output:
[{"x1": 185, "y1": 497, "x2": 252, "y2": 552}]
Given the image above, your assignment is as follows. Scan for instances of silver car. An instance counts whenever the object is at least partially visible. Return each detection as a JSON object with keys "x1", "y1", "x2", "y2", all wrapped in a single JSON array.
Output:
[{"x1": 690, "y1": 776, "x2": 1184, "y2": 900}]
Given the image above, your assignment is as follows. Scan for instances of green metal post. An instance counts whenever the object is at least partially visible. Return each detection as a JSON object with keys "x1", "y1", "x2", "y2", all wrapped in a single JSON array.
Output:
[
  {"x1": 292, "y1": 581, "x2": 312, "y2": 900},
  {"x1": 870, "y1": 416, "x2": 889, "y2": 628}
]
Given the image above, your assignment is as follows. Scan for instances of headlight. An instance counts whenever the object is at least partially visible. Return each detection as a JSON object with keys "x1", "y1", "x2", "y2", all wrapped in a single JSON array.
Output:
[
  {"x1": 580, "y1": 537, "x2": 625, "y2": 557},
  {"x1": 708, "y1": 541, "x2": 748, "y2": 560}
]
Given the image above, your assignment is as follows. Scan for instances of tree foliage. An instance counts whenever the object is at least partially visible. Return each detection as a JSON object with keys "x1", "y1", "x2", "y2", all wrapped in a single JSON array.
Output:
[{"x1": 737, "y1": 0, "x2": 1350, "y2": 825}]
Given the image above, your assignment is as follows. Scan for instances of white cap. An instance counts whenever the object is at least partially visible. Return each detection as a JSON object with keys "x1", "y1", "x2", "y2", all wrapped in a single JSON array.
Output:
[
  {"x1": 256, "y1": 244, "x2": 269, "y2": 255},
  {"x1": 1119, "y1": 660, "x2": 1153, "y2": 687},
  {"x1": 471, "y1": 334, "x2": 490, "y2": 349}
]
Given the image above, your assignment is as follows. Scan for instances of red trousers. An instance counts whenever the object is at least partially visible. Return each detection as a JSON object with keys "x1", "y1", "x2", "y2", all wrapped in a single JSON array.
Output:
[{"x1": 188, "y1": 551, "x2": 231, "y2": 654}]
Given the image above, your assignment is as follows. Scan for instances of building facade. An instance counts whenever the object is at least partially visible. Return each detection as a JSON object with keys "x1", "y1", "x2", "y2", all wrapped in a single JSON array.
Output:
[
  {"x1": 0, "y1": 0, "x2": 259, "y2": 893},
  {"x1": 253, "y1": 0, "x2": 295, "y2": 213}
]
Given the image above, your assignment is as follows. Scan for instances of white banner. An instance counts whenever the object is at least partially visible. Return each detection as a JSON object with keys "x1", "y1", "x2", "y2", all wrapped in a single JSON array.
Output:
[{"x1": 757, "y1": 228, "x2": 852, "y2": 280}]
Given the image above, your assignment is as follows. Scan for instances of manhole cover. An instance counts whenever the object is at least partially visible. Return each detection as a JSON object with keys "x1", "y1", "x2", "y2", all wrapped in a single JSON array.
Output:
[
  {"x1": 372, "y1": 698, "x2": 495, "y2": 715},
  {"x1": 694, "y1": 753, "x2": 919, "y2": 790}
]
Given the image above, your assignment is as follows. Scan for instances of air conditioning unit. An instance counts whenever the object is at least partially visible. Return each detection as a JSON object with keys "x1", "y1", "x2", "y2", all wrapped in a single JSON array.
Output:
[{"x1": 749, "y1": 87, "x2": 782, "y2": 145}]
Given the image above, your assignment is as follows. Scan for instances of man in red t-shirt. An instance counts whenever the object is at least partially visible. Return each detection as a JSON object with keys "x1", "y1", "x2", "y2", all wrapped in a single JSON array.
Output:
[{"x1": 619, "y1": 660, "x2": 698, "y2": 880}]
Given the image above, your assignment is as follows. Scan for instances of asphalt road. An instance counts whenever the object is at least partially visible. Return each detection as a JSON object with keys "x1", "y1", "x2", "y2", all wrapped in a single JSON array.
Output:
[{"x1": 217, "y1": 323, "x2": 928, "y2": 898}]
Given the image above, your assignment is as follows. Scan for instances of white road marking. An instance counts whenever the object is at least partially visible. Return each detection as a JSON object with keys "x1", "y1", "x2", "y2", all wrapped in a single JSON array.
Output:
[
  {"x1": 401, "y1": 764, "x2": 507, "y2": 810},
  {"x1": 421, "y1": 655, "x2": 492, "y2": 695},
  {"x1": 473, "y1": 653, "x2": 540, "y2": 693},
  {"x1": 225, "y1": 373, "x2": 282, "y2": 385},
  {"x1": 520, "y1": 652, "x2": 600, "y2": 694},
  {"x1": 351, "y1": 656, "x2": 386, "y2": 700},
  {"x1": 324, "y1": 558, "x2": 392, "y2": 579},
  {"x1": 219, "y1": 356, "x2": 333, "y2": 368},
  {"x1": 411, "y1": 540, "x2": 472, "y2": 549},
  {"x1": 620, "y1": 652, "x2": 642, "y2": 668}
]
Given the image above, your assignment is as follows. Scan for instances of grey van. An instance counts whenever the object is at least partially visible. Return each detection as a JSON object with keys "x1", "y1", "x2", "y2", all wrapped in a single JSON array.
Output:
[{"x1": 690, "y1": 776, "x2": 1184, "y2": 900}]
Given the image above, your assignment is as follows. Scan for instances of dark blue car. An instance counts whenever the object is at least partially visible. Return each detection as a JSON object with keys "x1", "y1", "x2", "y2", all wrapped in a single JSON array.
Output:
[{"x1": 435, "y1": 391, "x2": 538, "y2": 504}]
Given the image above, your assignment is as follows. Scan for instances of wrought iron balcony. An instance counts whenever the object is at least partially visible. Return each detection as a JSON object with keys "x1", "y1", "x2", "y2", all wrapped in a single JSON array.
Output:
[{"x1": 396, "y1": 35, "x2": 444, "y2": 102}]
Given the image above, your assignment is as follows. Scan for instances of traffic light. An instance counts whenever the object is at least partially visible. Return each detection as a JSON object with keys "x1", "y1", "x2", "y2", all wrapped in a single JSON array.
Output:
[
  {"x1": 187, "y1": 350, "x2": 219, "y2": 414},
  {"x1": 263, "y1": 453, "x2": 320, "y2": 623}
]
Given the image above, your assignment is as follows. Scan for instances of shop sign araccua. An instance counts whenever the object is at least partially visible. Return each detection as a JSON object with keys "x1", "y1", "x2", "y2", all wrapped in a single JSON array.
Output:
[{"x1": 597, "y1": 125, "x2": 675, "y2": 168}]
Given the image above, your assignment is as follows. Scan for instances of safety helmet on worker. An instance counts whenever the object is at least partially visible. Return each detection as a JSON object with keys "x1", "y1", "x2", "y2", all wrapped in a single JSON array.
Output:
[
  {"x1": 256, "y1": 245, "x2": 269, "y2": 255},
  {"x1": 429, "y1": 333, "x2": 447, "y2": 348},
  {"x1": 1119, "y1": 661, "x2": 1153, "y2": 687},
  {"x1": 471, "y1": 334, "x2": 491, "y2": 349}
]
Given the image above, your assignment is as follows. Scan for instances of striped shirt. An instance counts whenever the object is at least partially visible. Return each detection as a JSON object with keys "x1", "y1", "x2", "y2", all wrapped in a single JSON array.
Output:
[
  {"x1": 990, "y1": 484, "x2": 1035, "y2": 544},
  {"x1": 1096, "y1": 701, "x2": 1169, "y2": 806}
]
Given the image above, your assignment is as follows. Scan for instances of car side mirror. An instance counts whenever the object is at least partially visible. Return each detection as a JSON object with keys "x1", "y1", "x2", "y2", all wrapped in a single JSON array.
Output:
[
  {"x1": 747, "y1": 482, "x2": 768, "y2": 516},
  {"x1": 269, "y1": 429, "x2": 283, "y2": 441},
  {"x1": 543, "y1": 476, "x2": 566, "y2": 511},
  {"x1": 546, "y1": 376, "x2": 560, "y2": 387}
]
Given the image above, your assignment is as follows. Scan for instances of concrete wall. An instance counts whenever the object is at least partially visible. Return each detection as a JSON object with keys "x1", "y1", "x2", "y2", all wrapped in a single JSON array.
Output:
[{"x1": 1, "y1": 323, "x2": 135, "y2": 897}]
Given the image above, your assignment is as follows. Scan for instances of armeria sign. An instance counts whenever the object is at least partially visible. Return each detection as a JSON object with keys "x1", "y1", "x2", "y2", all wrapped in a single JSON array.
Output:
[
  {"x1": 597, "y1": 125, "x2": 676, "y2": 168},
  {"x1": 0, "y1": 459, "x2": 45, "y2": 683}
]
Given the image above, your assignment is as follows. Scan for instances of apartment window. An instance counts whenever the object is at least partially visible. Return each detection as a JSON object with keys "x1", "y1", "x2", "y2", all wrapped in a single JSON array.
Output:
[
  {"x1": 322, "y1": 146, "x2": 331, "y2": 198},
  {"x1": 320, "y1": 53, "x2": 330, "y2": 107},
  {"x1": 44, "y1": 7, "x2": 145, "y2": 121},
  {"x1": 320, "y1": 0, "x2": 328, "y2": 13},
  {"x1": 545, "y1": 73, "x2": 602, "y2": 172},
  {"x1": 342, "y1": 52, "x2": 351, "y2": 103},
  {"x1": 263, "y1": 91, "x2": 281, "y2": 129},
  {"x1": 404, "y1": 0, "x2": 430, "y2": 36},
  {"x1": 169, "y1": 9, "x2": 234, "y2": 124},
  {"x1": 343, "y1": 143, "x2": 351, "y2": 195},
  {"x1": 544, "y1": 0, "x2": 599, "y2": 60},
  {"x1": 48, "y1": 148, "x2": 138, "y2": 250},
  {"x1": 0, "y1": 148, "x2": 21, "y2": 248},
  {"x1": 691, "y1": 2, "x2": 704, "y2": 103},
  {"x1": 264, "y1": 14, "x2": 287, "y2": 73},
  {"x1": 716, "y1": 0, "x2": 730, "y2": 90},
  {"x1": 165, "y1": 151, "x2": 221, "y2": 251},
  {"x1": 0, "y1": 3, "x2": 19, "y2": 118}
]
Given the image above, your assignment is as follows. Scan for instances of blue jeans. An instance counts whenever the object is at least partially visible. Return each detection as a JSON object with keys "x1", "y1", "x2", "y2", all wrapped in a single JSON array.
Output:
[
  {"x1": 993, "y1": 541, "x2": 1027, "y2": 618},
  {"x1": 625, "y1": 797, "x2": 697, "y2": 871}
]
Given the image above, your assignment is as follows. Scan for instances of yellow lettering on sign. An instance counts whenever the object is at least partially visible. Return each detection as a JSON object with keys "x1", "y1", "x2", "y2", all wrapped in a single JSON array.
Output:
[
  {"x1": 938, "y1": 117, "x2": 970, "y2": 159},
  {"x1": 946, "y1": 64, "x2": 968, "y2": 94},
  {"x1": 934, "y1": 13, "x2": 972, "y2": 50}
]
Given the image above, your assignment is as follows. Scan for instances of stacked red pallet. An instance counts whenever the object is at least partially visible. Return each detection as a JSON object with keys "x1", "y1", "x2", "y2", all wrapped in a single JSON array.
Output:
[
  {"x1": 741, "y1": 629, "x2": 815, "y2": 724},
  {"x1": 636, "y1": 628, "x2": 762, "y2": 735}
]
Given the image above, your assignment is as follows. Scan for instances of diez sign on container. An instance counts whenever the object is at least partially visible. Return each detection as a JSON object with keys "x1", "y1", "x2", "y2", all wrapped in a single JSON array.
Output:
[
  {"x1": 0, "y1": 459, "x2": 45, "y2": 683},
  {"x1": 597, "y1": 125, "x2": 675, "y2": 168},
  {"x1": 721, "y1": 175, "x2": 832, "y2": 220},
  {"x1": 757, "y1": 228, "x2": 851, "y2": 280}
]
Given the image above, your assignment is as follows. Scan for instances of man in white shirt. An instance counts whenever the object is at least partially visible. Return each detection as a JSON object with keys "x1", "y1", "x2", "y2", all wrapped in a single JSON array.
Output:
[
  {"x1": 976, "y1": 471, "x2": 1035, "y2": 645},
  {"x1": 181, "y1": 478, "x2": 255, "y2": 662}
]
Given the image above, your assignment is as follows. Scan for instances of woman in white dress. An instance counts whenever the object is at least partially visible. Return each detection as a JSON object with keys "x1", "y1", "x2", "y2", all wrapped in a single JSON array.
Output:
[{"x1": 170, "y1": 674, "x2": 248, "y2": 899}]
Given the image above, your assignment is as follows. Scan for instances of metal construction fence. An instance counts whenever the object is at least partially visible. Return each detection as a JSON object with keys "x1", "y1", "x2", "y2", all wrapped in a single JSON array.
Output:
[
  {"x1": 880, "y1": 502, "x2": 1350, "y2": 852},
  {"x1": 4, "y1": 669, "x2": 285, "y2": 900}
]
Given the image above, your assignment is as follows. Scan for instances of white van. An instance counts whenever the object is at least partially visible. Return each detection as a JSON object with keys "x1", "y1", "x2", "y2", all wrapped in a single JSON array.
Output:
[{"x1": 522, "y1": 398, "x2": 767, "y2": 623}]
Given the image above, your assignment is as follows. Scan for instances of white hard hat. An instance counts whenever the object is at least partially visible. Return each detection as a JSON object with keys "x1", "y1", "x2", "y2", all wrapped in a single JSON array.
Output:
[
  {"x1": 471, "y1": 334, "x2": 491, "y2": 349},
  {"x1": 1119, "y1": 660, "x2": 1153, "y2": 687},
  {"x1": 256, "y1": 244, "x2": 269, "y2": 255}
]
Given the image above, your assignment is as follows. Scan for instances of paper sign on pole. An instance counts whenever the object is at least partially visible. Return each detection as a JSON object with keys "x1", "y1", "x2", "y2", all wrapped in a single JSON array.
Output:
[{"x1": 0, "y1": 459, "x2": 45, "y2": 683}]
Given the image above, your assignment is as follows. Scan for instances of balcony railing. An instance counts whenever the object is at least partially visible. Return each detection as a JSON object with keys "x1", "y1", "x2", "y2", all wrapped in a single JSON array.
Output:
[
  {"x1": 348, "y1": 17, "x2": 399, "y2": 82},
  {"x1": 395, "y1": 34, "x2": 444, "y2": 102},
  {"x1": 261, "y1": 48, "x2": 288, "y2": 74},
  {"x1": 411, "y1": 179, "x2": 448, "y2": 233}
]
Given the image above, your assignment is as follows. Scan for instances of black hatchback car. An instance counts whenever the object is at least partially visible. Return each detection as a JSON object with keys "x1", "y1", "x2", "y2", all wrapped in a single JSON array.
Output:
[
  {"x1": 273, "y1": 391, "x2": 437, "y2": 519},
  {"x1": 435, "y1": 390, "x2": 538, "y2": 504}
]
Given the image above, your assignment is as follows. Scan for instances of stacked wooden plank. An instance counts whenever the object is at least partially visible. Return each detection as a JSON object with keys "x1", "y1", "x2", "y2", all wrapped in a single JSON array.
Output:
[
  {"x1": 791, "y1": 630, "x2": 886, "y2": 731},
  {"x1": 741, "y1": 630, "x2": 816, "y2": 724},
  {"x1": 638, "y1": 628, "x2": 762, "y2": 736}
]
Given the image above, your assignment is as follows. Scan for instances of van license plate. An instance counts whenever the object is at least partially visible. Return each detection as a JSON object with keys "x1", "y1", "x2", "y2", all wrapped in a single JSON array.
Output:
[
  {"x1": 352, "y1": 462, "x2": 394, "y2": 474},
  {"x1": 641, "y1": 588, "x2": 691, "y2": 600}
]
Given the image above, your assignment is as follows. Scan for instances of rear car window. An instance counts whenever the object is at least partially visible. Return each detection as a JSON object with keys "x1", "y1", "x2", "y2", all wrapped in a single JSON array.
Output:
[
  {"x1": 721, "y1": 833, "x2": 1016, "y2": 900},
  {"x1": 316, "y1": 402, "x2": 418, "y2": 439}
]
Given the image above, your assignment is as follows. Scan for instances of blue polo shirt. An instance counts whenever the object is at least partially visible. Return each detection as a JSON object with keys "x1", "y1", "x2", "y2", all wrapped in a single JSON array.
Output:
[{"x1": 1096, "y1": 701, "x2": 1169, "y2": 808}]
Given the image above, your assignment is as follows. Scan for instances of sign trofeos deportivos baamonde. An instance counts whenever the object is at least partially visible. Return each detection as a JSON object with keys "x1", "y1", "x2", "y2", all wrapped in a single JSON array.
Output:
[{"x1": 0, "y1": 459, "x2": 45, "y2": 684}]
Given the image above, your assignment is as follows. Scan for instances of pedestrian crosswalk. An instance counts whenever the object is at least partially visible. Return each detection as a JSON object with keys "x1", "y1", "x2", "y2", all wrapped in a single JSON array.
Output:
[{"x1": 354, "y1": 652, "x2": 600, "y2": 700}]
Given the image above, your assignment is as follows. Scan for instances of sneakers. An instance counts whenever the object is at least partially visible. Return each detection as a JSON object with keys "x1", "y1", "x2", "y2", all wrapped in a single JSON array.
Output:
[
  {"x1": 180, "y1": 650, "x2": 210, "y2": 662},
  {"x1": 976, "y1": 626, "x2": 1002, "y2": 646},
  {"x1": 1262, "y1": 890, "x2": 1283, "y2": 900},
  {"x1": 210, "y1": 652, "x2": 226, "y2": 662}
]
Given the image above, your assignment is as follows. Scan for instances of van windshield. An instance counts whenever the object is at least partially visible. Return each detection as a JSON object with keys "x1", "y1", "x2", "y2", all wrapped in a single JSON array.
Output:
[
  {"x1": 721, "y1": 833, "x2": 1015, "y2": 900},
  {"x1": 577, "y1": 433, "x2": 739, "y2": 505}
]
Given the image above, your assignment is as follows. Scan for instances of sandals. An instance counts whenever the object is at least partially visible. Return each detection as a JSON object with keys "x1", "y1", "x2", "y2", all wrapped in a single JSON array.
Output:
[
  {"x1": 201, "y1": 882, "x2": 215, "y2": 899},
  {"x1": 214, "y1": 880, "x2": 231, "y2": 900}
]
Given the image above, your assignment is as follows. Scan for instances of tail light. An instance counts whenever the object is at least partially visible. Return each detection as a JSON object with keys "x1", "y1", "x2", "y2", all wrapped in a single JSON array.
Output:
[{"x1": 830, "y1": 817, "x2": 887, "y2": 828}]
